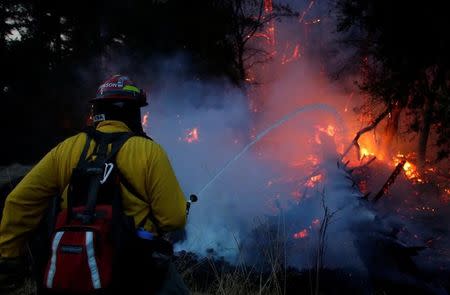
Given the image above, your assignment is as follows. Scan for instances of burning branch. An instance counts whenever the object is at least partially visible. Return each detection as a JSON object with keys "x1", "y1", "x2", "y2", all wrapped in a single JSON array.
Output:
[
  {"x1": 299, "y1": 0, "x2": 316, "y2": 23},
  {"x1": 229, "y1": 0, "x2": 297, "y2": 81},
  {"x1": 371, "y1": 159, "x2": 406, "y2": 204},
  {"x1": 340, "y1": 107, "x2": 390, "y2": 161}
]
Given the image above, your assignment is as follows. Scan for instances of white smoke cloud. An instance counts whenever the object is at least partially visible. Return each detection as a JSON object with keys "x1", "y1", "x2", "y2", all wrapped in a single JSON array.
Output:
[
  {"x1": 142, "y1": 66, "x2": 275, "y2": 260},
  {"x1": 138, "y1": 52, "x2": 379, "y2": 272}
]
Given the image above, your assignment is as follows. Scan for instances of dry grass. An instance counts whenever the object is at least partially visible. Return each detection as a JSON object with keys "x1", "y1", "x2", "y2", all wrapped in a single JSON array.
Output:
[
  {"x1": 176, "y1": 215, "x2": 290, "y2": 295},
  {"x1": 3, "y1": 278, "x2": 36, "y2": 295}
]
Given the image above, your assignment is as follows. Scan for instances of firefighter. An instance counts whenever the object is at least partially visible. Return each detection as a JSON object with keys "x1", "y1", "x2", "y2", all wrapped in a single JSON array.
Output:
[{"x1": 0, "y1": 75, "x2": 189, "y2": 294}]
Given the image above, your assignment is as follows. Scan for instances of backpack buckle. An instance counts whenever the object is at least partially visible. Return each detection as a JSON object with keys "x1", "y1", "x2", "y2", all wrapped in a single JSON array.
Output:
[{"x1": 100, "y1": 163, "x2": 114, "y2": 184}]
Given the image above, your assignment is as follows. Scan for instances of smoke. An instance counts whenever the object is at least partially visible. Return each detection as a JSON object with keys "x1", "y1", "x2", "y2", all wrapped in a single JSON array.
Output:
[
  {"x1": 77, "y1": 0, "x2": 449, "y2": 283},
  {"x1": 137, "y1": 51, "x2": 378, "y2": 271},
  {"x1": 135, "y1": 3, "x2": 450, "y2": 285},
  {"x1": 141, "y1": 62, "x2": 273, "y2": 260},
  {"x1": 127, "y1": 3, "x2": 359, "y2": 269}
]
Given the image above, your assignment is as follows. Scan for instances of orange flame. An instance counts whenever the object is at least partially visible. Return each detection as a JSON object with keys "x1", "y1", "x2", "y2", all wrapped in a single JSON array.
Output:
[
  {"x1": 318, "y1": 124, "x2": 336, "y2": 137},
  {"x1": 293, "y1": 229, "x2": 309, "y2": 239},
  {"x1": 263, "y1": 0, "x2": 276, "y2": 47},
  {"x1": 315, "y1": 124, "x2": 336, "y2": 144},
  {"x1": 141, "y1": 112, "x2": 149, "y2": 128},
  {"x1": 264, "y1": 0, "x2": 273, "y2": 13},
  {"x1": 393, "y1": 154, "x2": 423, "y2": 183},
  {"x1": 185, "y1": 128, "x2": 199, "y2": 143},
  {"x1": 281, "y1": 44, "x2": 301, "y2": 64},
  {"x1": 359, "y1": 147, "x2": 375, "y2": 160}
]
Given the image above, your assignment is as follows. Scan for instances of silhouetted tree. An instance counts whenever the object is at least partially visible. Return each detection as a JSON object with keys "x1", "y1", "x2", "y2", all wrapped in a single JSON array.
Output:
[
  {"x1": 335, "y1": 0, "x2": 450, "y2": 166},
  {"x1": 2, "y1": 0, "x2": 285, "y2": 165},
  {"x1": 219, "y1": 0, "x2": 295, "y2": 82}
]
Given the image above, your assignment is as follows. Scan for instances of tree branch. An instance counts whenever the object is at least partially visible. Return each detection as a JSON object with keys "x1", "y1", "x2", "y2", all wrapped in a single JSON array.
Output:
[{"x1": 341, "y1": 107, "x2": 391, "y2": 160}]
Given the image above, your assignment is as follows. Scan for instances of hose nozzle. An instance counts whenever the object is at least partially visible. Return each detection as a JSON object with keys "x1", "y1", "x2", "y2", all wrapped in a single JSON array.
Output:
[{"x1": 186, "y1": 194, "x2": 198, "y2": 215}]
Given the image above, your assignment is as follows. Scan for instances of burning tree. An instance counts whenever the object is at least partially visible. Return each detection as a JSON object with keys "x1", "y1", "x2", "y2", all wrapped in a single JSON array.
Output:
[
  {"x1": 335, "y1": 0, "x2": 450, "y2": 167},
  {"x1": 218, "y1": 0, "x2": 296, "y2": 83}
]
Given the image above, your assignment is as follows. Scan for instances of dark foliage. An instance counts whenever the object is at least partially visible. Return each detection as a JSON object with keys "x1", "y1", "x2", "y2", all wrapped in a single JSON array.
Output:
[
  {"x1": 334, "y1": 0, "x2": 450, "y2": 165},
  {"x1": 0, "y1": 0, "x2": 281, "y2": 165}
]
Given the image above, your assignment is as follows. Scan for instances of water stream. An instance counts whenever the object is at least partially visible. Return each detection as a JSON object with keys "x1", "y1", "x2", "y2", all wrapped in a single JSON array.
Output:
[{"x1": 198, "y1": 103, "x2": 346, "y2": 196}]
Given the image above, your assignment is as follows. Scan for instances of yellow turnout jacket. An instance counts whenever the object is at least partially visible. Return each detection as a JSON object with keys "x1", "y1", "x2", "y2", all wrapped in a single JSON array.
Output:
[{"x1": 0, "y1": 120, "x2": 187, "y2": 257}]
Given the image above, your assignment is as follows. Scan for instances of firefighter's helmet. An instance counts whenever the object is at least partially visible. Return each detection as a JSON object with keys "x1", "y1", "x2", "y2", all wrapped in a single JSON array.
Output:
[{"x1": 91, "y1": 75, "x2": 147, "y2": 107}]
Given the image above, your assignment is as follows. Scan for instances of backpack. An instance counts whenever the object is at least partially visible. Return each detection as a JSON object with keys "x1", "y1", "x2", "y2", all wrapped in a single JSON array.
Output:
[{"x1": 42, "y1": 129, "x2": 161, "y2": 294}]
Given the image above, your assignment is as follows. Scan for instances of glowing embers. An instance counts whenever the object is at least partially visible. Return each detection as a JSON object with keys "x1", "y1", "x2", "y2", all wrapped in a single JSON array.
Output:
[
  {"x1": 184, "y1": 127, "x2": 199, "y2": 144},
  {"x1": 305, "y1": 174, "x2": 323, "y2": 188},
  {"x1": 443, "y1": 189, "x2": 450, "y2": 203},
  {"x1": 281, "y1": 44, "x2": 301, "y2": 65},
  {"x1": 292, "y1": 219, "x2": 321, "y2": 240},
  {"x1": 414, "y1": 206, "x2": 436, "y2": 213},
  {"x1": 304, "y1": 18, "x2": 321, "y2": 25}
]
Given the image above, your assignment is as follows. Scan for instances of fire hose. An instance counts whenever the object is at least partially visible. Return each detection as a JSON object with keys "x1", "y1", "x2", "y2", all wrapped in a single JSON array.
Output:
[{"x1": 188, "y1": 105, "x2": 344, "y2": 217}]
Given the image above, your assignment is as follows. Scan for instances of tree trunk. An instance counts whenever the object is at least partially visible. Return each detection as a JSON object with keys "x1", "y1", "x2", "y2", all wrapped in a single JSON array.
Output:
[
  {"x1": 383, "y1": 105, "x2": 402, "y2": 156},
  {"x1": 418, "y1": 96, "x2": 434, "y2": 168}
]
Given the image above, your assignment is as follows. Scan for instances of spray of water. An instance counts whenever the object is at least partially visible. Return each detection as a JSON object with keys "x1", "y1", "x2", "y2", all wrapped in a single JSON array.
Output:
[{"x1": 197, "y1": 103, "x2": 347, "y2": 196}]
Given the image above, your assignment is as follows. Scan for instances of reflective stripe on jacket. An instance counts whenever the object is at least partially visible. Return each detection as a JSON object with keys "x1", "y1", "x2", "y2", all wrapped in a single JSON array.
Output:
[{"x1": 0, "y1": 120, "x2": 187, "y2": 257}]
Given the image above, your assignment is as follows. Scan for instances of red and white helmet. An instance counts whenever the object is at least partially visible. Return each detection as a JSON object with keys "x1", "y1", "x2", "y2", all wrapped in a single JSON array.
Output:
[{"x1": 91, "y1": 75, "x2": 147, "y2": 107}]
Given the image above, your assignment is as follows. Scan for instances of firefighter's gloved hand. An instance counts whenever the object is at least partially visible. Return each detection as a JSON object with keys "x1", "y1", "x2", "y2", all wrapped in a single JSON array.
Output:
[{"x1": 0, "y1": 257, "x2": 27, "y2": 291}]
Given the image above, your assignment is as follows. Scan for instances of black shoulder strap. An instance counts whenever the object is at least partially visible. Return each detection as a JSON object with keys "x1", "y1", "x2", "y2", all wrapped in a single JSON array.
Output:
[
  {"x1": 66, "y1": 132, "x2": 93, "y2": 220},
  {"x1": 75, "y1": 127, "x2": 161, "y2": 232},
  {"x1": 69, "y1": 129, "x2": 133, "y2": 224},
  {"x1": 87, "y1": 132, "x2": 133, "y2": 222}
]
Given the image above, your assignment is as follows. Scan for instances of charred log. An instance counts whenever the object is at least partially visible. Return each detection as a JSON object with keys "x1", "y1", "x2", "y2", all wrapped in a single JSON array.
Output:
[{"x1": 371, "y1": 159, "x2": 406, "y2": 204}]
